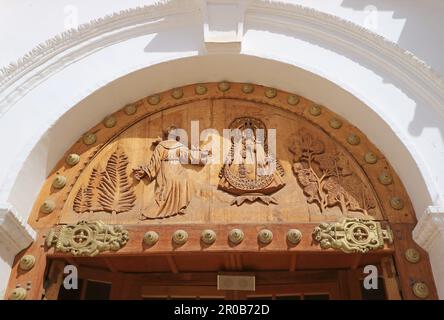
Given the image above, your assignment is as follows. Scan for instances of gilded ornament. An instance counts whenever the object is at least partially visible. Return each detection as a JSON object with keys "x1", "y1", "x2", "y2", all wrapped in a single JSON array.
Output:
[
  {"x1": 143, "y1": 231, "x2": 159, "y2": 246},
  {"x1": 171, "y1": 88, "x2": 184, "y2": 99},
  {"x1": 40, "y1": 200, "x2": 55, "y2": 214},
  {"x1": 19, "y1": 255, "x2": 36, "y2": 271},
  {"x1": 229, "y1": 229, "x2": 244, "y2": 245},
  {"x1": 329, "y1": 118, "x2": 342, "y2": 129},
  {"x1": 103, "y1": 115, "x2": 116, "y2": 128},
  {"x1": 264, "y1": 88, "x2": 277, "y2": 98},
  {"x1": 218, "y1": 81, "x2": 231, "y2": 92},
  {"x1": 172, "y1": 230, "x2": 188, "y2": 245},
  {"x1": 242, "y1": 84, "x2": 254, "y2": 94},
  {"x1": 124, "y1": 104, "x2": 137, "y2": 115},
  {"x1": 148, "y1": 94, "x2": 161, "y2": 105},
  {"x1": 9, "y1": 287, "x2": 27, "y2": 300},
  {"x1": 45, "y1": 220, "x2": 129, "y2": 256},
  {"x1": 364, "y1": 152, "x2": 378, "y2": 164},
  {"x1": 312, "y1": 218, "x2": 393, "y2": 253},
  {"x1": 258, "y1": 229, "x2": 273, "y2": 244},
  {"x1": 201, "y1": 229, "x2": 217, "y2": 245},
  {"x1": 378, "y1": 171, "x2": 393, "y2": 185},
  {"x1": 390, "y1": 197, "x2": 404, "y2": 210},
  {"x1": 347, "y1": 134, "x2": 360, "y2": 145},
  {"x1": 52, "y1": 175, "x2": 67, "y2": 189},
  {"x1": 287, "y1": 229, "x2": 302, "y2": 245},
  {"x1": 195, "y1": 84, "x2": 207, "y2": 95},
  {"x1": 309, "y1": 104, "x2": 321, "y2": 116},
  {"x1": 287, "y1": 94, "x2": 300, "y2": 105},
  {"x1": 412, "y1": 282, "x2": 429, "y2": 299},
  {"x1": 405, "y1": 248, "x2": 421, "y2": 264},
  {"x1": 82, "y1": 132, "x2": 97, "y2": 145},
  {"x1": 66, "y1": 153, "x2": 80, "y2": 166}
]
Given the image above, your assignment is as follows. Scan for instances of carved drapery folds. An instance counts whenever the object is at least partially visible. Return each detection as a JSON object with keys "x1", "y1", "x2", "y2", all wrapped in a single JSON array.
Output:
[
  {"x1": 45, "y1": 220, "x2": 129, "y2": 256},
  {"x1": 289, "y1": 130, "x2": 377, "y2": 217},
  {"x1": 218, "y1": 117, "x2": 285, "y2": 205},
  {"x1": 73, "y1": 149, "x2": 136, "y2": 214},
  {"x1": 312, "y1": 218, "x2": 393, "y2": 253}
]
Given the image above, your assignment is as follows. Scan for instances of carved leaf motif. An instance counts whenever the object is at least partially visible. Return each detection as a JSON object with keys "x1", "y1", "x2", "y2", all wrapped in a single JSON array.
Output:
[
  {"x1": 289, "y1": 130, "x2": 377, "y2": 217},
  {"x1": 97, "y1": 150, "x2": 136, "y2": 214},
  {"x1": 73, "y1": 168, "x2": 101, "y2": 213}
]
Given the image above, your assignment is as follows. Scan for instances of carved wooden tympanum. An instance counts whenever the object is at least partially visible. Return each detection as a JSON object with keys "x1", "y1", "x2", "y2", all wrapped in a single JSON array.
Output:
[{"x1": 42, "y1": 85, "x2": 390, "y2": 225}]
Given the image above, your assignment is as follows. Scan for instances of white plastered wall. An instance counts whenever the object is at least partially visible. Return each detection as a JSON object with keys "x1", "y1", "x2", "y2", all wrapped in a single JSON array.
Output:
[{"x1": 0, "y1": 0, "x2": 443, "y2": 298}]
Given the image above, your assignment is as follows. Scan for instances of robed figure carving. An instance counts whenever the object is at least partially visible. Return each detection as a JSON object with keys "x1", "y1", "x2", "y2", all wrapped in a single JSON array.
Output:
[
  {"x1": 218, "y1": 117, "x2": 285, "y2": 205},
  {"x1": 133, "y1": 126, "x2": 209, "y2": 219}
]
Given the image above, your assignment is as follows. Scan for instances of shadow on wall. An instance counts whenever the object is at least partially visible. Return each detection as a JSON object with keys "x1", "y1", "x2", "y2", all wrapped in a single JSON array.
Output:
[
  {"x1": 247, "y1": 6, "x2": 444, "y2": 142},
  {"x1": 340, "y1": 0, "x2": 444, "y2": 142},
  {"x1": 143, "y1": 22, "x2": 205, "y2": 54},
  {"x1": 340, "y1": 0, "x2": 444, "y2": 77}
]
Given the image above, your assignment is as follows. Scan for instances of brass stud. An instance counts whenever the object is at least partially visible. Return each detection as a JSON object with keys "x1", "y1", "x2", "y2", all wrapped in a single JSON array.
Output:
[
  {"x1": 347, "y1": 134, "x2": 360, "y2": 145},
  {"x1": 228, "y1": 229, "x2": 244, "y2": 245},
  {"x1": 201, "y1": 229, "x2": 217, "y2": 245},
  {"x1": 390, "y1": 197, "x2": 404, "y2": 210},
  {"x1": 65, "y1": 153, "x2": 80, "y2": 166},
  {"x1": 148, "y1": 94, "x2": 161, "y2": 105},
  {"x1": 405, "y1": 248, "x2": 421, "y2": 264},
  {"x1": 103, "y1": 115, "x2": 116, "y2": 128},
  {"x1": 52, "y1": 175, "x2": 67, "y2": 189},
  {"x1": 40, "y1": 200, "x2": 55, "y2": 214},
  {"x1": 258, "y1": 229, "x2": 273, "y2": 244},
  {"x1": 143, "y1": 231, "x2": 159, "y2": 246},
  {"x1": 172, "y1": 230, "x2": 188, "y2": 245},
  {"x1": 19, "y1": 255, "x2": 36, "y2": 271},
  {"x1": 364, "y1": 152, "x2": 378, "y2": 164},
  {"x1": 329, "y1": 118, "x2": 342, "y2": 129},
  {"x1": 264, "y1": 88, "x2": 277, "y2": 99},
  {"x1": 124, "y1": 104, "x2": 137, "y2": 115},
  {"x1": 195, "y1": 84, "x2": 207, "y2": 95},
  {"x1": 412, "y1": 282, "x2": 429, "y2": 299},
  {"x1": 218, "y1": 81, "x2": 231, "y2": 92},
  {"x1": 287, "y1": 94, "x2": 300, "y2": 105},
  {"x1": 378, "y1": 171, "x2": 393, "y2": 185},
  {"x1": 82, "y1": 132, "x2": 96, "y2": 145},
  {"x1": 171, "y1": 88, "x2": 184, "y2": 99},
  {"x1": 309, "y1": 104, "x2": 321, "y2": 116},
  {"x1": 242, "y1": 84, "x2": 254, "y2": 94},
  {"x1": 287, "y1": 229, "x2": 302, "y2": 245},
  {"x1": 9, "y1": 287, "x2": 27, "y2": 300}
]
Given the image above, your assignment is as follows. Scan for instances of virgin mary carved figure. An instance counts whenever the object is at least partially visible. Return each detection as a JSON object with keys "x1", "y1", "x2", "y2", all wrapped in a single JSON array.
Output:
[
  {"x1": 133, "y1": 126, "x2": 209, "y2": 219},
  {"x1": 218, "y1": 117, "x2": 285, "y2": 205}
]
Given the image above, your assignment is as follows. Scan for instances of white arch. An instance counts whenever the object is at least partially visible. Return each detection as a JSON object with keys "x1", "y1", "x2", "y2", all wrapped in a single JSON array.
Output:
[{"x1": 1, "y1": 0, "x2": 443, "y2": 297}]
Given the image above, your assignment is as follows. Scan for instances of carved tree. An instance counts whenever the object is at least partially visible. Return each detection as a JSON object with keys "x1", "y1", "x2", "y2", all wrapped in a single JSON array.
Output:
[
  {"x1": 289, "y1": 130, "x2": 376, "y2": 216},
  {"x1": 73, "y1": 168, "x2": 101, "y2": 213},
  {"x1": 97, "y1": 150, "x2": 136, "y2": 214},
  {"x1": 73, "y1": 150, "x2": 136, "y2": 214}
]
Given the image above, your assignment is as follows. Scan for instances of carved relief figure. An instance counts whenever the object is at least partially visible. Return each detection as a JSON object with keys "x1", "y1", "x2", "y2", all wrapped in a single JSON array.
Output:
[
  {"x1": 133, "y1": 126, "x2": 209, "y2": 219},
  {"x1": 289, "y1": 130, "x2": 376, "y2": 217},
  {"x1": 73, "y1": 149, "x2": 136, "y2": 214},
  {"x1": 218, "y1": 117, "x2": 285, "y2": 205}
]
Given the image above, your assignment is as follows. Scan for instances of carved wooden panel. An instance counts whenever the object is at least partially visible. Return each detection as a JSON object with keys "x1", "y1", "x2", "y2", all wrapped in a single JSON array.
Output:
[
  {"x1": 28, "y1": 83, "x2": 415, "y2": 228},
  {"x1": 46, "y1": 99, "x2": 385, "y2": 225}
]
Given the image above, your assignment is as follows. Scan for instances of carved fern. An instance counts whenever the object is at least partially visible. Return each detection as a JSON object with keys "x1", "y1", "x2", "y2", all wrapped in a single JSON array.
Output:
[
  {"x1": 97, "y1": 150, "x2": 136, "y2": 214},
  {"x1": 73, "y1": 168, "x2": 101, "y2": 213}
]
